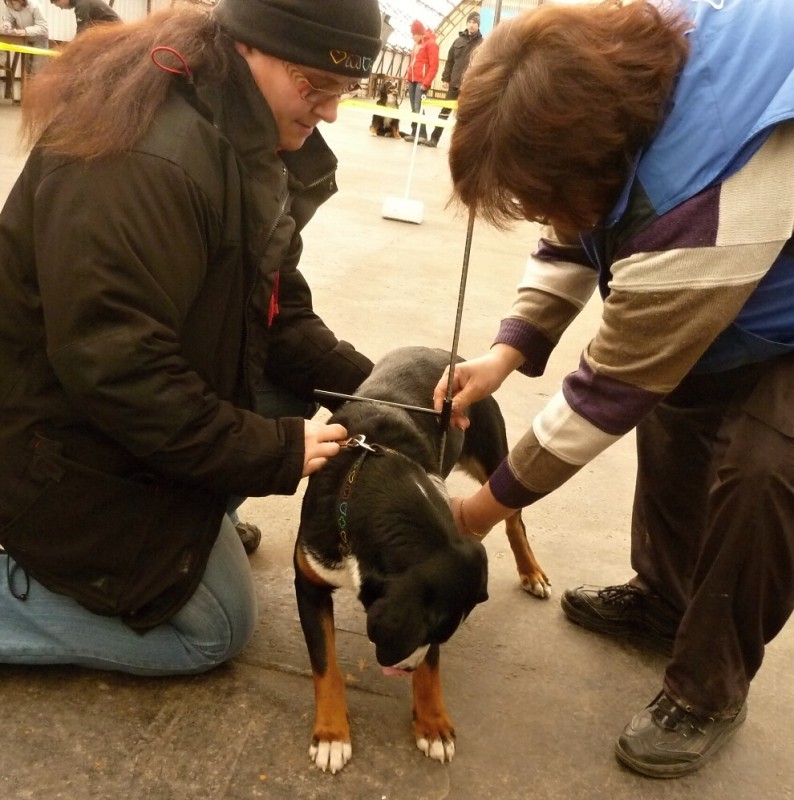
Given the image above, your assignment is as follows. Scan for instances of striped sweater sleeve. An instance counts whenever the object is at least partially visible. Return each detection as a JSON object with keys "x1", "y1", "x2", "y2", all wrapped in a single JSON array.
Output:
[{"x1": 490, "y1": 121, "x2": 794, "y2": 509}]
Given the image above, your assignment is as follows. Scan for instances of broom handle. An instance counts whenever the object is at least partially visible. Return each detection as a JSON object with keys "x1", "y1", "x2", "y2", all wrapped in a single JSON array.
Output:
[{"x1": 402, "y1": 95, "x2": 426, "y2": 198}]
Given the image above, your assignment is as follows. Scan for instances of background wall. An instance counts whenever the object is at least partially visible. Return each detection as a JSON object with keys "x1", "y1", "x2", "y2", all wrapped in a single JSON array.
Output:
[{"x1": 44, "y1": 0, "x2": 172, "y2": 42}]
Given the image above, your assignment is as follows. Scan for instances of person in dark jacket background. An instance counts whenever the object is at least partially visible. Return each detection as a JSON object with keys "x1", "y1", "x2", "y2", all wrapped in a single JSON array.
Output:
[
  {"x1": 50, "y1": 0, "x2": 121, "y2": 34},
  {"x1": 0, "y1": 0, "x2": 381, "y2": 675},
  {"x1": 425, "y1": 11, "x2": 482, "y2": 148}
]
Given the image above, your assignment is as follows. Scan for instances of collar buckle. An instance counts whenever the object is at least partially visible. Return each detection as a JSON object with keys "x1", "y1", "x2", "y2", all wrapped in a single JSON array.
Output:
[{"x1": 338, "y1": 433, "x2": 376, "y2": 452}]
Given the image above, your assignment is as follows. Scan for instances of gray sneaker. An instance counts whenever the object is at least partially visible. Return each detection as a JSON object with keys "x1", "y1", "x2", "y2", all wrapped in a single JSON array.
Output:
[
  {"x1": 235, "y1": 521, "x2": 262, "y2": 555},
  {"x1": 561, "y1": 584, "x2": 680, "y2": 655},
  {"x1": 616, "y1": 691, "x2": 747, "y2": 777}
]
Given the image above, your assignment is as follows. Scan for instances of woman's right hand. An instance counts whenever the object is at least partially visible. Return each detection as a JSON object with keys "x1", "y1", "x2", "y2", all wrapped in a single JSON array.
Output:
[{"x1": 432, "y1": 345, "x2": 524, "y2": 429}]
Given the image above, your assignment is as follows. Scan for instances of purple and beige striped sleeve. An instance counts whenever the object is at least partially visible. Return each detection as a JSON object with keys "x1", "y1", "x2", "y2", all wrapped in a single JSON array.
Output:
[{"x1": 490, "y1": 122, "x2": 794, "y2": 510}]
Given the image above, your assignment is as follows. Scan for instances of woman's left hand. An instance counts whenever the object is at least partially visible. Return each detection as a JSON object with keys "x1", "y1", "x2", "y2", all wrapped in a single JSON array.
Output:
[{"x1": 302, "y1": 420, "x2": 348, "y2": 476}]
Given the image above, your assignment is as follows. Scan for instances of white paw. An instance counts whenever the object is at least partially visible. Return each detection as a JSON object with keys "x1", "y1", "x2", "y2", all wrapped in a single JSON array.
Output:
[
  {"x1": 309, "y1": 739, "x2": 352, "y2": 774},
  {"x1": 521, "y1": 576, "x2": 552, "y2": 599},
  {"x1": 416, "y1": 735, "x2": 455, "y2": 763}
]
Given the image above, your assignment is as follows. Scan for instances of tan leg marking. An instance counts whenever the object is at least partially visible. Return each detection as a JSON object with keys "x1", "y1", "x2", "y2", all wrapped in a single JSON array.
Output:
[{"x1": 412, "y1": 653, "x2": 456, "y2": 762}]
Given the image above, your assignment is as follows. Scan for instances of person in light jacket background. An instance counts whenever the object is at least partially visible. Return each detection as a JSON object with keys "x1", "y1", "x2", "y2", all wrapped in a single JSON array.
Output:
[{"x1": 1, "y1": 0, "x2": 48, "y2": 75}]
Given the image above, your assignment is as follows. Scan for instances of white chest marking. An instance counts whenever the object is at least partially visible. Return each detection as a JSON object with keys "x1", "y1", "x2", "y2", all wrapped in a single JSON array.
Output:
[{"x1": 304, "y1": 550, "x2": 362, "y2": 592}]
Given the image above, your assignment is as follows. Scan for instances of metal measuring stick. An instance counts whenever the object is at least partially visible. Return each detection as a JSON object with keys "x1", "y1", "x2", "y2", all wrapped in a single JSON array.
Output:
[
  {"x1": 313, "y1": 208, "x2": 476, "y2": 471},
  {"x1": 314, "y1": 390, "x2": 441, "y2": 416},
  {"x1": 438, "y1": 206, "x2": 476, "y2": 470}
]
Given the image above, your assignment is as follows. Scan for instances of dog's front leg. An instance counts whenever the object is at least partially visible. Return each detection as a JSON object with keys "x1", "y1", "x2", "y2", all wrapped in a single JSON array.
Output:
[
  {"x1": 295, "y1": 550, "x2": 351, "y2": 773},
  {"x1": 411, "y1": 643, "x2": 456, "y2": 763}
]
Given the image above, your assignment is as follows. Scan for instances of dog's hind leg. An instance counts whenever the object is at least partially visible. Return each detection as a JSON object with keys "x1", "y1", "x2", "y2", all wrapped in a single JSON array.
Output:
[
  {"x1": 504, "y1": 509, "x2": 552, "y2": 598},
  {"x1": 295, "y1": 547, "x2": 352, "y2": 773},
  {"x1": 459, "y1": 397, "x2": 552, "y2": 598},
  {"x1": 412, "y1": 643, "x2": 456, "y2": 763},
  {"x1": 457, "y1": 454, "x2": 552, "y2": 598}
]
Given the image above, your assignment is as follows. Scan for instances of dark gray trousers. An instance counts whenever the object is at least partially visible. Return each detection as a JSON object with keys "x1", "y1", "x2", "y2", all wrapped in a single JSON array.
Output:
[{"x1": 631, "y1": 355, "x2": 794, "y2": 717}]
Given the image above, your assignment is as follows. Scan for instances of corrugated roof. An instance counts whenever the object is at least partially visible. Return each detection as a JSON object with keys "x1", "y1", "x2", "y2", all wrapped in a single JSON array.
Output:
[
  {"x1": 379, "y1": 2, "x2": 550, "y2": 52},
  {"x1": 380, "y1": 0, "x2": 462, "y2": 50}
]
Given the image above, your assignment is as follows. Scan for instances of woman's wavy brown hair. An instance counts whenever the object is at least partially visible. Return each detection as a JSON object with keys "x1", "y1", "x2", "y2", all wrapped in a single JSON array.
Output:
[
  {"x1": 449, "y1": 0, "x2": 691, "y2": 231},
  {"x1": 21, "y1": 3, "x2": 231, "y2": 159}
]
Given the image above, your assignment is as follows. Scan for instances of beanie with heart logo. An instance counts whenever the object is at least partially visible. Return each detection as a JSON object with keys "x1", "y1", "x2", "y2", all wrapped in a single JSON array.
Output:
[{"x1": 214, "y1": 0, "x2": 383, "y2": 79}]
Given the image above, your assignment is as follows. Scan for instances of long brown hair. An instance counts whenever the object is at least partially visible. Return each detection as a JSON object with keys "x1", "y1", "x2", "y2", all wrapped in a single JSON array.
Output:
[
  {"x1": 449, "y1": 0, "x2": 691, "y2": 231},
  {"x1": 21, "y1": 4, "x2": 231, "y2": 159}
]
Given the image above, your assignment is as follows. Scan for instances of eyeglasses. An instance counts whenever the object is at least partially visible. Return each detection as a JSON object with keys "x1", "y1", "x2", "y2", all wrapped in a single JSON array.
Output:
[{"x1": 283, "y1": 62, "x2": 361, "y2": 105}]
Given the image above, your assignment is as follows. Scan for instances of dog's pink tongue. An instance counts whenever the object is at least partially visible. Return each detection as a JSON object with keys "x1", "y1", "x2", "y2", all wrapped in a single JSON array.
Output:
[{"x1": 382, "y1": 666, "x2": 410, "y2": 677}]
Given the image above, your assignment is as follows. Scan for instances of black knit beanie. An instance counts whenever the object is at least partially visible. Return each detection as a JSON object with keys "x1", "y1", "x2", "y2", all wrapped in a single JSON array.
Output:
[{"x1": 214, "y1": 0, "x2": 383, "y2": 79}]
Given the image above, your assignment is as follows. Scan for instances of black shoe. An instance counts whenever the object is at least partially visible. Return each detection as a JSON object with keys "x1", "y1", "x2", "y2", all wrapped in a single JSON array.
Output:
[
  {"x1": 616, "y1": 691, "x2": 747, "y2": 778},
  {"x1": 235, "y1": 521, "x2": 262, "y2": 555},
  {"x1": 403, "y1": 134, "x2": 415, "y2": 143},
  {"x1": 417, "y1": 136, "x2": 429, "y2": 145},
  {"x1": 560, "y1": 584, "x2": 679, "y2": 655},
  {"x1": 424, "y1": 139, "x2": 438, "y2": 148}
]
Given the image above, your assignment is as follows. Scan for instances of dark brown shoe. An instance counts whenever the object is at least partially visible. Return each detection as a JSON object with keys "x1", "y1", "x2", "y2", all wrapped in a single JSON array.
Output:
[
  {"x1": 561, "y1": 584, "x2": 680, "y2": 655},
  {"x1": 616, "y1": 691, "x2": 747, "y2": 777}
]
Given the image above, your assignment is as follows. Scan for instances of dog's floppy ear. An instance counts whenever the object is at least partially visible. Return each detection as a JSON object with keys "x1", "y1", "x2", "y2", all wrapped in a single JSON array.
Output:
[
  {"x1": 366, "y1": 585, "x2": 428, "y2": 667},
  {"x1": 367, "y1": 539, "x2": 489, "y2": 663},
  {"x1": 449, "y1": 537, "x2": 489, "y2": 607},
  {"x1": 358, "y1": 574, "x2": 386, "y2": 609}
]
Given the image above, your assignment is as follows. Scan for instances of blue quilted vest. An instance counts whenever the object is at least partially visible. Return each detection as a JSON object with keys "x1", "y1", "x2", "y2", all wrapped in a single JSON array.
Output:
[{"x1": 586, "y1": 0, "x2": 794, "y2": 373}]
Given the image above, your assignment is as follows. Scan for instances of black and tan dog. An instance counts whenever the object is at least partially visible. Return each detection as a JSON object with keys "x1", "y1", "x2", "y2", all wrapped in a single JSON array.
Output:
[
  {"x1": 369, "y1": 80, "x2": 402, "y2": 138},
  {"x1": 294, "y1": 346, "x2": 550, "y2": 773}
]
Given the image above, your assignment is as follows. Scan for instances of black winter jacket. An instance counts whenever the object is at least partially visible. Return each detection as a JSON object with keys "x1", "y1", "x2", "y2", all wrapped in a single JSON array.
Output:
[
  {"x1": 0, "y1": 54, "x2": 372, "y2": 629},
  {"x1": 441, "y1": 29, "x2": 483, "y2": 89}
]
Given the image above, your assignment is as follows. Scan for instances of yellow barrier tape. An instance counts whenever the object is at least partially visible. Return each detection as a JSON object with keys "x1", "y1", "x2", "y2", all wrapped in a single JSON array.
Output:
[
  {"x1": 420, "y1": 98, "x2": 459, "y2": 109},
  {"x1": 0, "y1": 41, "x2": 59, "y2": 57},
  {"x1": 339, "y1": 98, "x2": 457, "y2": 128}
]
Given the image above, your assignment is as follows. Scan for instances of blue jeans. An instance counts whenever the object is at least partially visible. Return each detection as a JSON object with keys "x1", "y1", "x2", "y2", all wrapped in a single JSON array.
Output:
[
  {"x1": 0, "y1": 515, "x2": 257, "y2": 676},
  {"x1": 406, "y1": 82, "x2": 428, "y2": 139}
]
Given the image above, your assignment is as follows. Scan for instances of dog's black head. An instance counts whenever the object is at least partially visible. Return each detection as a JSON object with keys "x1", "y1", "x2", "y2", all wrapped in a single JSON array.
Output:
[
  {"x1": 361, "y1": 534, "x2": 488, "y2": 669},
  {"x1": 377, "y1": 80, "x2": 399, "y2": 106}
]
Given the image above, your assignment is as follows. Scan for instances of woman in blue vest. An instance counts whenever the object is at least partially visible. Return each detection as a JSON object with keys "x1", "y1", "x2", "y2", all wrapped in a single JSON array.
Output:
[{"x1": 433, "y1": 0, "x2": 794, "y2": 779}]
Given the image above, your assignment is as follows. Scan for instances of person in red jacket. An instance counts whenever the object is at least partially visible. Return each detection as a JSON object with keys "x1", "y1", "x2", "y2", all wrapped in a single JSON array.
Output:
[{"x1": 402, "y1": 19, "x2": 438, "y2": 143}]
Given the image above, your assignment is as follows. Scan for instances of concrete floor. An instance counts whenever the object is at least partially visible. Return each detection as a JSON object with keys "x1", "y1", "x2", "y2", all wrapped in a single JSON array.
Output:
[{"x1": 1, "y1": 99, "x2": 792, "y2": 800}]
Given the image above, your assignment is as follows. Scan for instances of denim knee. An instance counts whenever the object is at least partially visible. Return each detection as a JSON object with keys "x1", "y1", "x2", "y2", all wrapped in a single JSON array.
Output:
[{"x1": 166, "y1": 517, "x2": 259, "y2": 673}]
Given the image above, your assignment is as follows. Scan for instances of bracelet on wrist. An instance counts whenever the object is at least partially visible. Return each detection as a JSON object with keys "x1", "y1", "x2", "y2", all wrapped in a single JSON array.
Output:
[{"x1": 459, "y1": 498, "x2": 487, "y2": 540}]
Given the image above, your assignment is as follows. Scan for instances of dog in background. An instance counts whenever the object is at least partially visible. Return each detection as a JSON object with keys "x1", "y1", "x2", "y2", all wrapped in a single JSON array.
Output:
[
  {"x1": 294, "y1": 346, "x2": 551, "y2": 774},
  {"x1": 370, "y1": 80, "x2": 402, "y2": 138}
]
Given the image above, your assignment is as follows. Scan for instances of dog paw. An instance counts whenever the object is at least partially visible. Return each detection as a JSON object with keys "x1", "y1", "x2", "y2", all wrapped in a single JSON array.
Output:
[
  {"x1": 416, "y1": 735, "x2": 456, "y2": 763},
  {"x1": 520, "y1": 572, "x2": 552, "y2": 599},
  {"x1": 309, "y1": 739, "x2": 352, "y2": 773}
]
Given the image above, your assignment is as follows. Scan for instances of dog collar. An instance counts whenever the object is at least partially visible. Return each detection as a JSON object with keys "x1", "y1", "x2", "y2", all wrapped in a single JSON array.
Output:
[{"x1": 336, "y1": 434, "x2": 394, "y2": 557}]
